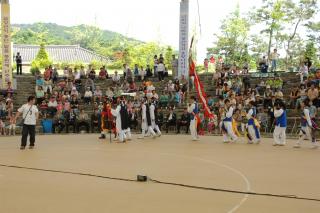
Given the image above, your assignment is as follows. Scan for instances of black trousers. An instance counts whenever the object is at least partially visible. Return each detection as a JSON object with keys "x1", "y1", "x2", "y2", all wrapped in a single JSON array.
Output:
[
  {"x1": 165, "y1": 120, "x2": 176, "y2": 133},
  {"x1": 129, "y1": 120, "x2": 138, "y2": 130},
  {"x1": 53, "y1": 123, "x2": 65, "y2": 133},
  {"x1": 66, "y1": 122, "x2": 77, "y2": 133},
  {"x1": 77, "y1": 121, "x2": 90, "y2": 132},
  {"x1": 158, "y1": 72, "x2": 164, "y2": 81},
  {"x1": 91, "y1": 121, "x2": 101, "y2": 133},
  {"x1": 177, "y1": 121, "x2": 189, "y2": 133},
  {"x1": 21, "y1": 124, "x2": 35, "y2": 147},
  {"x1": 17, "y1": 63, "x2": 22, "y2": 75}
]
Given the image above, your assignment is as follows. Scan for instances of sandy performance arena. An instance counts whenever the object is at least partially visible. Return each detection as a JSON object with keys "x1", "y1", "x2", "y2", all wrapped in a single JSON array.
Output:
[{"x1": 0, "y1": 134, "x2": 320, "y2": 213}]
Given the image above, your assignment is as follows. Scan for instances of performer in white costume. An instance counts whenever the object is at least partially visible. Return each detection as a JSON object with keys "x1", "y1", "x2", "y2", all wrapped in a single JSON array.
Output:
[
  {"x1": 273, "y1": 100, "x2": 287, "y2": 146},
  {"x1": 119, "y1": 98, "x2": 132, "y2": 141},
  {"x1": 246, "y1": 101, "x2": 261, "y2": 144},
  {"x1": 111, "y1": 99, "x2": 125, "y2": 142},
  {"x1": 294, "y1": 98, "x2": 318, "y2": 149},
  {"x1": 221, "y1": 99, "x2": 238, "y2": 143},
  {"x1": 139, "y1": 98, "x2": 156, "y2": 139},
  {"x1": 187, "y1": 96, "x2": 199, "y2": 141},
  {"x1": 150, "y1": 98, "x2": 161, "y2": 137}
]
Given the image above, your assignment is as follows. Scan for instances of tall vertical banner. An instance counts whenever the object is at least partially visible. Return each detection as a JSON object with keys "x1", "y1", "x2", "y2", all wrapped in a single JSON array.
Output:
[
  {"x1": 1, "y1": 0, "x2": 12, "y2": 88},
  {"x1": 178, "y1": 0, "x2": 189, "y2": 79}
]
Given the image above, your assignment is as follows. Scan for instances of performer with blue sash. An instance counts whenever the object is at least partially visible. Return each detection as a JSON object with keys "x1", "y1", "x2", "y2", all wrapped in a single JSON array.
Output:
[
  {"x1": 273, "y1": 100, "x2": 287, "y2": 146},
  {"x1": 221, "y1": 99, "x2": 238, "y2": 143},
  {"x1": 188, "y1": 96, "x2": 199, "y2": 141},
  {"x1": 246, "y1": 101, "x2": 261, "y2": 144},
  {"x1": 294, "y1": 98, "x2": 318, "y2": 149}
]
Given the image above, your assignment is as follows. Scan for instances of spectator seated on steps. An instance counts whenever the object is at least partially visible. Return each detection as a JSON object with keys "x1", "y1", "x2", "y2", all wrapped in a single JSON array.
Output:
[
  {"x1": 36, "y1": 75, "x2": 44, "y2": 88},
  {"x1": 94, "y1": 86, "x2": 103, "y2": 103},
  {"x1": 70, "y1": 95, "x2": 79, "y2": 113},
  {"x1": 0, "y1": 118, "x2": 6, "y2": 136},
  {"x1": 106, "y1": 87, "x2": 114, "y2": 100},
  {"x1": 52, "y1": 110, "x2": 65, "y2": 133},
  {"x1": 159, "y1": 92, "x2": 169, "y2": 107},
  {"x1": 164, "y1": 107, "x2": 177, "y2": 133},
  {"x1": 112, "y1": 71, "x2": 121, "y2": 86},
  {"x1": 77, "y1": 109, "x2": 90, "y2": 133},
  {"x1": 39, "y1": 100, "x2": 48, "y2": 115},
  {"x1": 84, "y1": 87, "x2": 93, "y2": 105},
  {"x1": 43, "y1": 78, "x2": 53, "y2": 94},
  {"x1": 128, "y1": 81, "x2": 137, "y2": 93},
  {"x1": 99, "y1": 67, "x2": 107, "y2": 80},
  {"x1": 88, "y1": 68, "x2": 96, "y2": 80},
  {"x1": 64, "y1": 109, "x2": 77, "y2": 133},
  {"x1": 176, "y1": 108, "x2": 190, "y2": 134},
  {"x1": 0, "y1": 99, "x2": 7, "y2": 118},
  {"x1": 2, "y1": 81, "x2": 14, "y2": 98},
  {"x1": 91, "y1": 108, "x2": 101, "y2": 133},
  {"x1": 128, "y1": 107, "x2": 138, "y2": 130},
  {"x1": 85, "y1": 78, "x2": 95, "y2": 91},
  {"x1": 47, "y1": 96, "x2": 58, "y2": 117},
  {"x1": 35, "y1": 86, "x2": 45, "y2": 105}
]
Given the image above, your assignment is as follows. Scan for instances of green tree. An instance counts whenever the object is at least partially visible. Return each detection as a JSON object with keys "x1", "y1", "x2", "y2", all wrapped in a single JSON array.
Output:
[
  {"x1": 208, "y1": 4, "x2": 250, "y2": 65},
  {"x1": 304, "y1": 41, "x2": 318, "y2": 65},
  {"x1": 250, "y1": 0, "x2": 286, "y2": 58},
  {"x1": 249, "y1": 34, "x2": 268, "y2": 59},
  {"x1": 306, "y1": 21, "x2": 320, "y2": 48},
  {"x1": 281, "y1": 0, "x2": 318, "y2": 68},
  {"x1": 164, "y1": 46, "x2": 173, "y2": 69}
]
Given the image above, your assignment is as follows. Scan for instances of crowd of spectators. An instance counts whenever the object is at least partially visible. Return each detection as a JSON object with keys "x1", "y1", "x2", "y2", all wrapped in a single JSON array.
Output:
[
  {"x1": 29, "y1": 53, "x2": 190, "y2": 134},
  {"x1": 0, "y1": 81, "x2": 16, "y2": 136},
  {"x1": 1, "y1": 54, "x2": 319, "y2": 136}
]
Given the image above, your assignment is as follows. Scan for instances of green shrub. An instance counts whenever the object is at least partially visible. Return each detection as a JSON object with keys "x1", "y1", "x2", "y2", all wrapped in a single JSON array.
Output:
[
  {"x1": 196, "y1": 65, "x2": 204, "y2": 72},
  {"x1": 107, "y1": 60, "x2": 123, "y2": 70},
  {"x1": 30, "y1": 43, "x2": 52, "y2": 74},
  {"x1": 90, "y1": 60, "x2": 105, "y2": 70},
  {"x1": 30, "y1": 66, "x2": 40, "y2": 76}
]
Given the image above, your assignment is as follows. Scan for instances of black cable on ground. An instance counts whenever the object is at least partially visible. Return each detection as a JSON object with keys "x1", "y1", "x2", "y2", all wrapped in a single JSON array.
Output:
[
  {"x1": 0, "y1": 164, "x2": 136, "y2": 182},
  {"x1": 1, "y1": 163, "x2": 320, "y2": 203},
  {"x1": 148, "y1": 178, "x2": 320, "y2": 202}
]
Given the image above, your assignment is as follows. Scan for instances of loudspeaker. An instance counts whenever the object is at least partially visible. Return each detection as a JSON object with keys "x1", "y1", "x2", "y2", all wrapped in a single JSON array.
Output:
[{"x1": 137, "y1": 175, "x2": 148, "y2": 182}]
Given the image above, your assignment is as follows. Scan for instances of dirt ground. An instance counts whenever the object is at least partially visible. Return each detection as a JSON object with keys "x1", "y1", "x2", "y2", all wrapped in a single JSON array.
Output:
[{"x1": 0, "y1": 134, "x2": 319, "y2": 213}]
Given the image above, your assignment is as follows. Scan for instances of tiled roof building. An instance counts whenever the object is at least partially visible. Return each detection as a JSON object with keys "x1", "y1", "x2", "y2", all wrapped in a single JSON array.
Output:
[{"x1": 13, "y1": 44, "x2": 109, "y2": 64}]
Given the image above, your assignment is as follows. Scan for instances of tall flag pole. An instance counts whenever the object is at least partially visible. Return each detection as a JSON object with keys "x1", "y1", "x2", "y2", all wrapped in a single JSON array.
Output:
[
  {"x1": 1, "y1": 0, "x2": 12, "y2": 88},
  {"x1": 178, "y1": 0, "x2": 189, "y2": 80}
]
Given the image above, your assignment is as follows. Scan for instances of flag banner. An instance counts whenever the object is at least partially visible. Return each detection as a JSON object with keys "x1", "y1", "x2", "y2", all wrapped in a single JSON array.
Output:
[{"x1": 190, "y1": 58, "x2": 214, "y2": 119}]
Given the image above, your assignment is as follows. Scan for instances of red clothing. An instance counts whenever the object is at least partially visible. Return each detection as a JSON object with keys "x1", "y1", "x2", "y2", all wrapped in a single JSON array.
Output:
[
  {"x1": 44, "y1": 69, "x2": 51, "y2": 80},
  {"x1": 210, "y1": 56, "x2": 215, "y2": 64}
]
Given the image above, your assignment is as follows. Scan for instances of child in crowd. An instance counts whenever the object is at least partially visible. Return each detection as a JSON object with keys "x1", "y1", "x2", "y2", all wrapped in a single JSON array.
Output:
[
  {"x1": 8, "y1": 114, "x2": 16, "y2": 136},
  {"x1": 40, "y1": 100, "x2": 48, "y2": 115},
  {"x1": 56, "y1": 101, "x2": 64, "y2": 112},
  {"x1": 0, "y1": 119, "x2": 6, "y2": 136}
]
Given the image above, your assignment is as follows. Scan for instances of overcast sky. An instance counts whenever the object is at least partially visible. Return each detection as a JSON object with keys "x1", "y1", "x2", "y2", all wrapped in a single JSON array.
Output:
[{"x1": 7, "y1": 0, "x2": 319, "y2": 61}]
